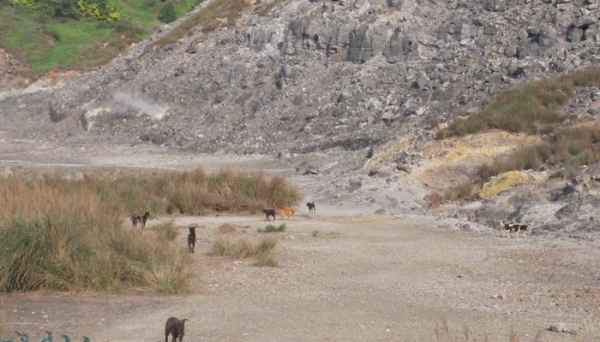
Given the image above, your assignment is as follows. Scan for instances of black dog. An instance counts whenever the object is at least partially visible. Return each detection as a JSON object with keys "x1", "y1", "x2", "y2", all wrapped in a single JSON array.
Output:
[
  {"x1": 141, "y1": 211, "x2": 150, "y2": 229},
  {"x1": 262, "y1": 208, "x2": 276, "y2": 221},
  {"x1": 187, "y1": 227, "x2": 196, "y2": 254},
  {"x1": 131, "y1": 211, "x2": 150, "y2": 229},
  {"x1": 165, "y1": 317, "x2": 187, "y2": 342},
  {"x1": 306, "y1": 201, "x2": 316, "y2": 214},
  {"x1": 131, "y1": 214, "x2": 141, "y2": 228},
  {"x1": 500, "y1": 220, "x2": 528, "y2": 238}
]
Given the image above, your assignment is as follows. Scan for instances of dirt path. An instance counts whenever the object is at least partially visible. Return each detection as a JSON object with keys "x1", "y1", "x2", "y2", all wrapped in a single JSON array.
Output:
[
  {"x1": 1, "y1": 143, "x2": 599, "y2": 341},
  {"x1": 2, "y1": 212, "x2": 599, "y2": 342}
]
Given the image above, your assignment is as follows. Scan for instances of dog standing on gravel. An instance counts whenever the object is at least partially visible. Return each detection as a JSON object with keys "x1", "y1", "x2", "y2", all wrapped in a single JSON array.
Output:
[
  {"x1": 278, "y1": 207, "x2": 296, "y2": 219},
  {"x1": 165, "y1": 317, "x2": 188, "y2": 342},
  {"x1": 499, "y1": 220, "x2": 529, "y2": 238},
  {"x1": 187, "y1": 227, "x2": 196, "y2": 254},
  {"x1": 306, "y1": 201, "x2": 316, "y2": 214},
  {"x1": 262, "y1": 208, "x2": 276, "y2": 221}
]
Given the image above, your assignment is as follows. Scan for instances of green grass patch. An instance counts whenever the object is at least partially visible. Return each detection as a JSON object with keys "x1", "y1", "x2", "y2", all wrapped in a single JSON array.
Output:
[
  {"x1": 211, "y1": 237, "x2": 278, "y2": 267},
  {"x1": 437, "y1": 67, "x2": 600, "y2": 139},
  {"x1": 0, "y1": 0, "x2": 201, "y2": 77},
  {"x1": 481, "y1": 124, "x2": 600, "y2": 179},
  {"x1": 146, "y1": 0, "x2": 249, "y2": 52},
  {"x1": 258, "y1": 223, "x2": 286, "y2": 233}
]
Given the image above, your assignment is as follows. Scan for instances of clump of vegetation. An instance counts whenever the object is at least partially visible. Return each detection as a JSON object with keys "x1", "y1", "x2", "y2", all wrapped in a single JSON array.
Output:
[
  {"x1": 437, "y1": 68, "x2": 600, "y2": 139},
  {"x1": 147, "y1": 0, "x2": 250, "y2": 51},
  {"x1": 158, "y1": 1, "x2": 177, "y2": 23},
  {"x1": 436, "y1": 68, "x2": 600, "y2": 202},
  {"x1": 253, "y1": 250, "x2": 278, "y2": 267},
  {"x1": 0, "y1": 176, "x2": 191, "y2": 293},
  {"x1": 254, "y1": 0, "x2": 284, "y2": 16},
  {"x1": 0, "y1": 0, "x2": 200, "y2": 76},
  {"x1": 217, "y1": 223, "x2": 237, "y2": 234},
  {"x1": 49, "y1": 169, "x2": 299, "y2": 216},
  {"x1": 0, "y1": 168, "x2": 299, "y2": 292},
  {"x1": 211, "y1": 237, "x2": 278, "y2": 267},
  {"x1": 154, "y1": 221, "x2": 179, "y2": 241},
  {"x1": 258, "y1": 223, "x2": 286, "y2": 233}
]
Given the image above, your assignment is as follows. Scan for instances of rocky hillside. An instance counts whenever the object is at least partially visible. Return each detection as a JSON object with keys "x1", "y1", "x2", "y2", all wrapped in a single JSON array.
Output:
[
  {"x1": 1, "y1": 0, "x2": 600, "y2": 240},
  {"x1": 1, "y1": 0, "x2": 599, "y2": 151}
]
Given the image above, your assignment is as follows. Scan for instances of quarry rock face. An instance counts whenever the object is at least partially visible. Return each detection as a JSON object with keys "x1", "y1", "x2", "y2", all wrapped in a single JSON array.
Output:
[
  {"x1": 1, "y1": 0, "x2": 600, "y2": 241},
  {"x1": 1, "y1": 0, "x2": 599, "y2": 154}
]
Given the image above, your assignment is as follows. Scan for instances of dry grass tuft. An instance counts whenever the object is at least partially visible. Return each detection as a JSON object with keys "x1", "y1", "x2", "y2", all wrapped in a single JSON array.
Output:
[
  {"x1": 210, "y1": 237, "x2": 278, "y2": 266},
  {"x1": 258, "y1": 223, "x2": 286, "y2": 233},
  {"x1": 147, "y1": 0, "x2": 252, "y2": 51},
  {"x1": 154, "y1": 220, "x2": 179, "y2": 241},
  {"x1": 218, "y1": 223, "x2": 238, "y2": 234},
  {"x1": 435, "y1": 321, "x2": 530, "y2": 342},
  {"x1": 255, "y1": 0, "x2": 285, "y2": 16}
]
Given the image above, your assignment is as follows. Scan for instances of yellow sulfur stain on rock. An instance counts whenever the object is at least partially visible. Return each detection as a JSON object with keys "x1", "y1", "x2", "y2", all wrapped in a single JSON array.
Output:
[
  {"x1": 480, "y1": 171, "x2": 535, "y2": 198},
  {"x1": 431, "y1": 131, "x2": 539, "y2": 166}
]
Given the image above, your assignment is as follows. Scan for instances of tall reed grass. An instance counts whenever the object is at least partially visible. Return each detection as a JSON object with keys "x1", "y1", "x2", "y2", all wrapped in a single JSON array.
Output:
[{"x1": 0, "y1": 169, "x2": 299, "y2": 292}]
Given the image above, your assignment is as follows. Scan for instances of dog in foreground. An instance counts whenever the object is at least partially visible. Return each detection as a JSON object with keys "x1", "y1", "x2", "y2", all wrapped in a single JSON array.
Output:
[
  {"x1": 165, "y1": 317, "x2": 188, "y2": 342},
  {"x1": 500, "y1": 220, "x2": 528, "y2": 238},
  {"x1": 187, "y1": 227, "x2": 196, "y2": 253}
]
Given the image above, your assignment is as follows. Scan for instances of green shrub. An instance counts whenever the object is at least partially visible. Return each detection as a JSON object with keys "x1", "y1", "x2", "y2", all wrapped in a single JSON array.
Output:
[
  {"x1": 258, "y1": 223, "x2": 286, "y2": 233},
  {"x1": 158, "y1": 1, "x2": 176, "y2": 23}
]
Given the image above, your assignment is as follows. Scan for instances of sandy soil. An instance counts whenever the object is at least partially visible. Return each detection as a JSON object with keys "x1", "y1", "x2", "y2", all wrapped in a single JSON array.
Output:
[
  {"x1": 2, "y1": 212, "x2": 600, "y2": 342},
  {"x1": 1, "y1": 143, "x2": 600, "y2": 342}
]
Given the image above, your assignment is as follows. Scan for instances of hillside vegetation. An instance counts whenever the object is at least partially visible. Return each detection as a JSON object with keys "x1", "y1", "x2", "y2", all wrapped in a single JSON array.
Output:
[
  {"x1": 0, "y1": 0, "x2": 200, "y2": 76},
  {"x1": 437, "y1": 67, "x2": 600, "y2": 200}
]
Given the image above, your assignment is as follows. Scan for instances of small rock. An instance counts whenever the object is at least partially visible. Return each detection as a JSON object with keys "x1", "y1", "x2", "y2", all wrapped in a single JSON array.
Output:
[{"x1": 548, "y1": 323, "x2": 567, "y2": 333}]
